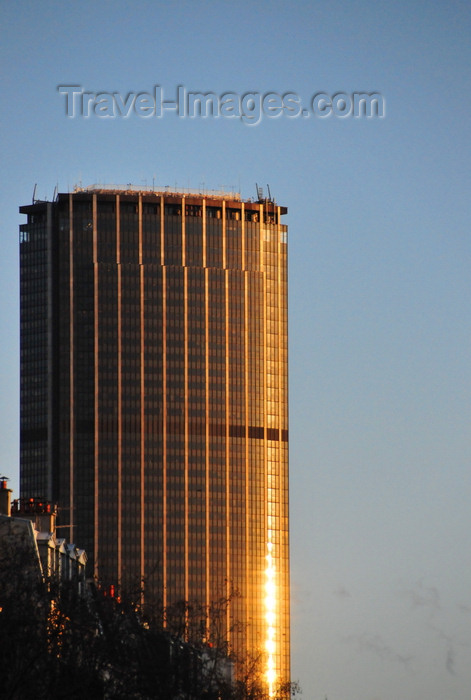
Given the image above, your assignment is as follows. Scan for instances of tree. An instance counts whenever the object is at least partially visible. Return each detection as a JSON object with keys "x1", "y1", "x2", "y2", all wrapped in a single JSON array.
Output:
[{"x1": 0, "y1": 535, "x2": 301, "y2": 700}]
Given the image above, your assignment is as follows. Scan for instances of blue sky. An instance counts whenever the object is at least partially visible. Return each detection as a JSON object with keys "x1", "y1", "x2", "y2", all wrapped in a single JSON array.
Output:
[{"x1": 1, "y1": 1, "x2": 471, "y2": 698}]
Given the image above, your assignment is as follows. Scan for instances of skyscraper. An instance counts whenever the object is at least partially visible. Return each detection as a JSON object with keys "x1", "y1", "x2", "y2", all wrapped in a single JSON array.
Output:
[{"x1": 20, "y1": 185, "x2": 289, "y2": 692}]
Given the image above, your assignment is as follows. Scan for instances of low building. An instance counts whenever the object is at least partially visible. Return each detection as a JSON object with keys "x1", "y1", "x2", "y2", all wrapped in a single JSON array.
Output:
[{"x1": 0, "y1": 478, "x2": 87, "y2": 591}]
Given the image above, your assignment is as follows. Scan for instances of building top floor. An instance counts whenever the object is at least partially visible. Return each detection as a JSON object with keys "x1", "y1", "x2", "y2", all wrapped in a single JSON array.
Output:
[{"x1": 20, "y1": 184, "x2": 288, "y2": 219}]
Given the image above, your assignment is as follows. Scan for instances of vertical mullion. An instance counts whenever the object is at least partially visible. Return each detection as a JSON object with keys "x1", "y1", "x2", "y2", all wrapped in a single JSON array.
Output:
[
  {"x1": 162, "y1": 255, "x2": 167, "y2": 614},
  {"x1": 244, "y1": 266, "x2": 250, "y2": 649},
  {"x1": 68, "y1": 194, "x2": 75, "y2": 546},
  {"x1": 225, "y1": 265, "x2": 231, "y2": 640},
  {"x1": 92, "y1": 194, "x2": 99, "y2": 580},
  {"x1": 184, "y1": 265, "x2": 189, "y2": 604},
  {"x1": 116, "y1": 194, "x2": 122, "y2": 586},
  {"x1": 139, "y1": 194, "x2": 145, "y2": 595},
  {"x1": 204, "y1": 263, "x2": 210, "y2": 618}
]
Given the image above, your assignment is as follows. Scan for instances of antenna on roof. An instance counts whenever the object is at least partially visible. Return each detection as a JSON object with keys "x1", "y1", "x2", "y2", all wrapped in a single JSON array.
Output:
[
  {"x1": 267, "y1": 184, "x2": 272, "y2": 202},
  {"x1": 32, "y1": 184, "x2": 37, "y2": 204},
  {"x1": 255, "y1": 183, "x2": 264, "y2": 201}
]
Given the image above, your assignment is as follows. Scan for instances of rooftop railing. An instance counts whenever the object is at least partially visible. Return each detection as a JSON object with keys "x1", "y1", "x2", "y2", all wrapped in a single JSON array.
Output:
[{"x1": 74, "y1": 183, "x2": 241, "y2": 200}]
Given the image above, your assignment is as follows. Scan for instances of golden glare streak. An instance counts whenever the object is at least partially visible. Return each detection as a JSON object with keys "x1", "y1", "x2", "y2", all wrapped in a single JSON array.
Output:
[{"x1": 264, "y1": 539, "x2": 277, "y2": 697}]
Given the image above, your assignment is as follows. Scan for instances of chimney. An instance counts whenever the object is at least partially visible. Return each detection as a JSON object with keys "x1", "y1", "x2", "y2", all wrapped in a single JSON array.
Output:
[
  {"x1": 0, "y1": 477, "x2": 12, "y2": 516},
  {"x1": 35, "y1": 502, "x2": 56, "y2": 534},
  {"x1": 10, "y1": 497, "x2": 57, "y2": 534}
]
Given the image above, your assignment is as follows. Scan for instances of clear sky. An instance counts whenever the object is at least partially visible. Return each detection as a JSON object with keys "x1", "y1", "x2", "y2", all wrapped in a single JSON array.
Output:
[{"x1": 1, "y1": 1, "x2": 471, "y2": 698}]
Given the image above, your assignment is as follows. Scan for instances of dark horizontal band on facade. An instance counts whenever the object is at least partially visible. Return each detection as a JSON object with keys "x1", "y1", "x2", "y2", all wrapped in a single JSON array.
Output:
[{"x1": 22, "y1": 421, "x2": 289, "y2": 442}]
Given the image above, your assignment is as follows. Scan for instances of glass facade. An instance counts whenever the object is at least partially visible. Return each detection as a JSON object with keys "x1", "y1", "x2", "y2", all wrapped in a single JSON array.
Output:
[{"x1": 20, "y1": 188, "x2": 290, "y2": 691}]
